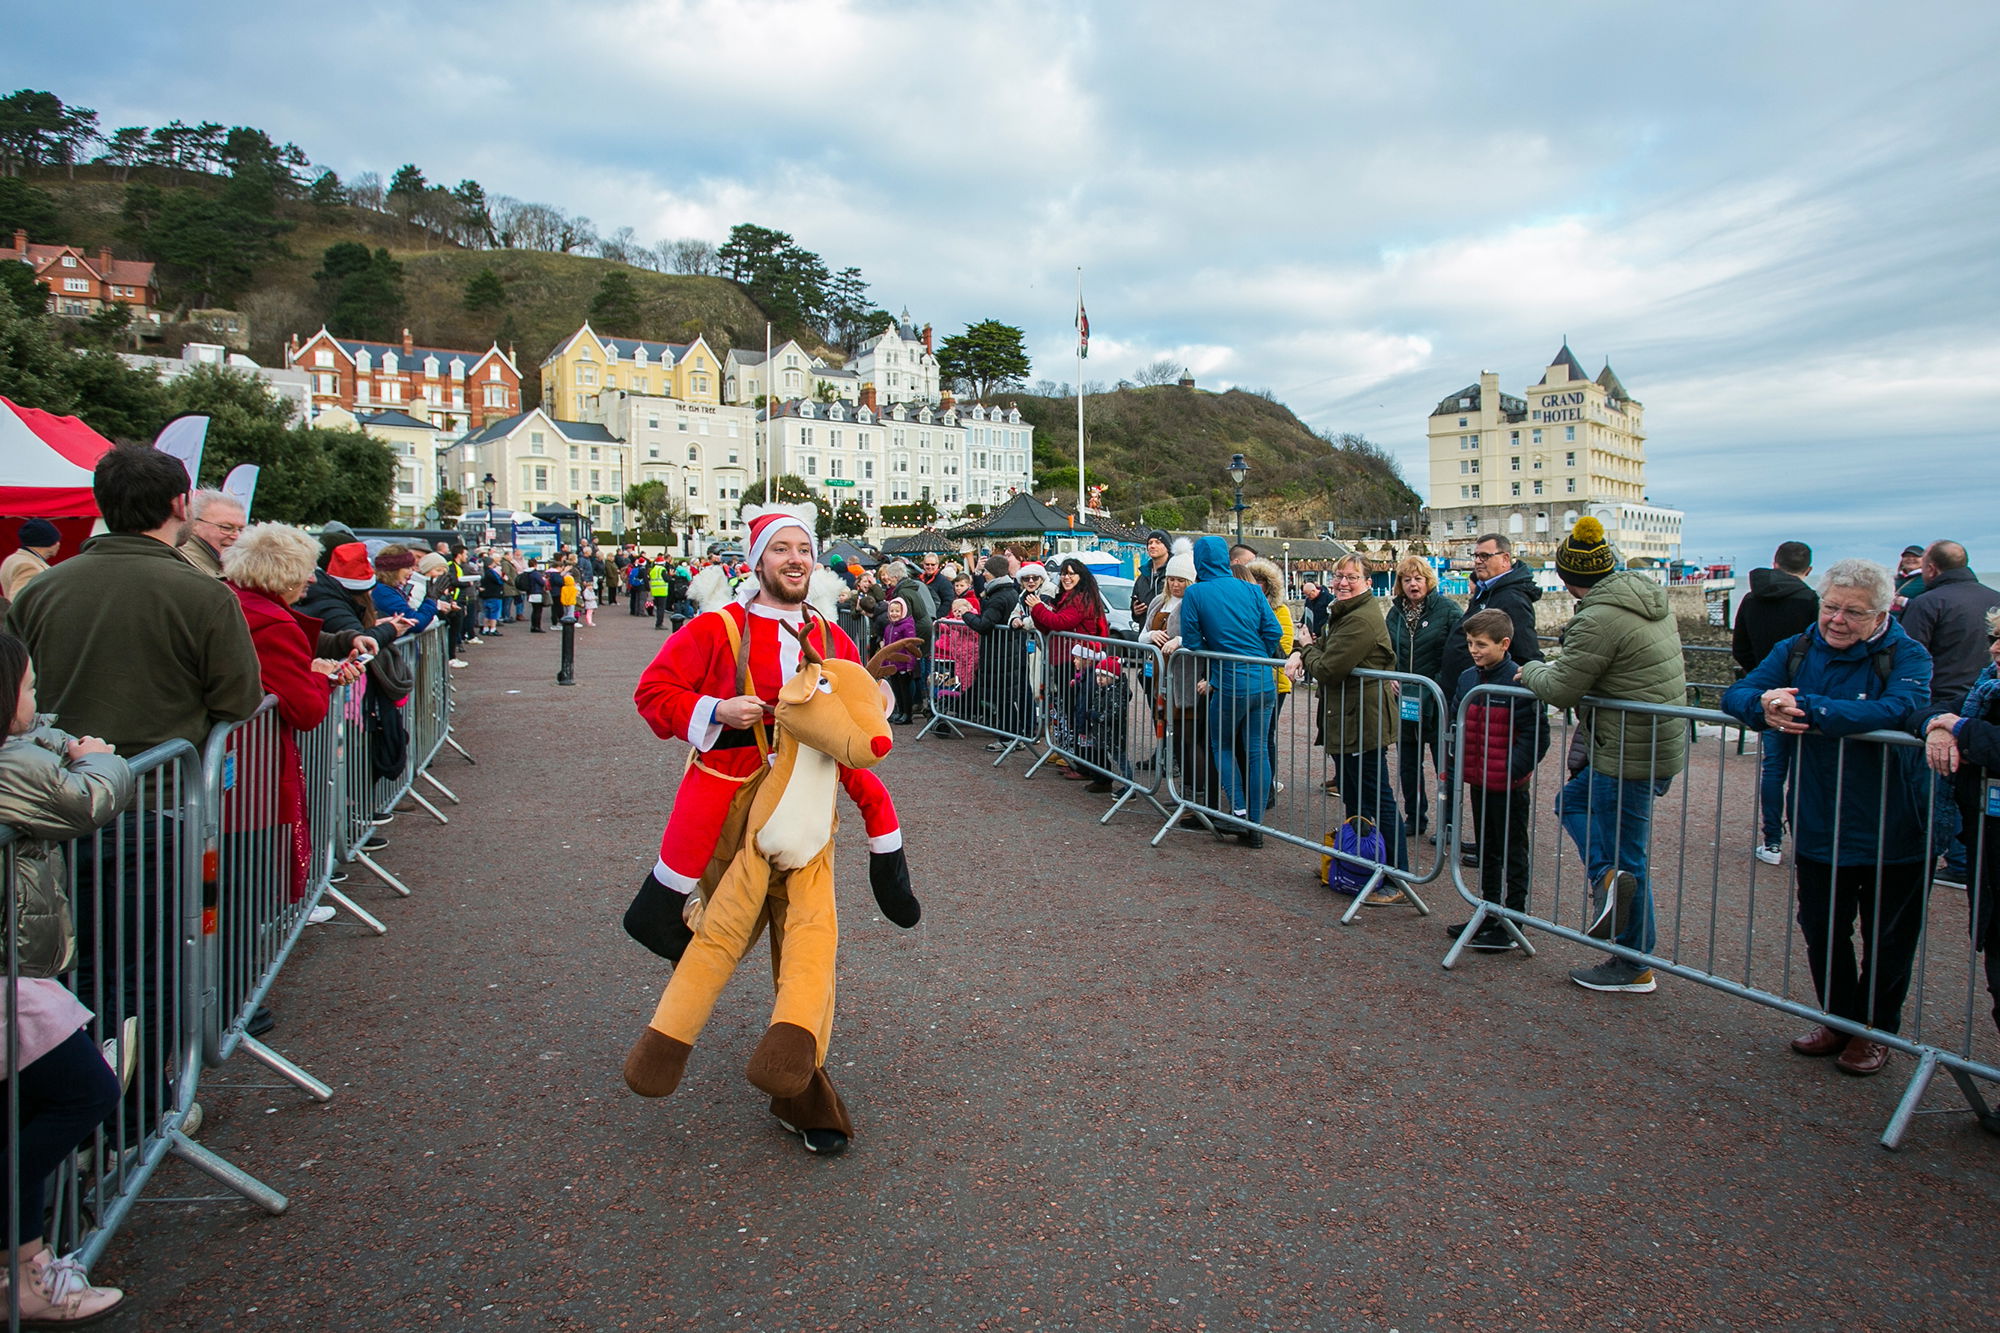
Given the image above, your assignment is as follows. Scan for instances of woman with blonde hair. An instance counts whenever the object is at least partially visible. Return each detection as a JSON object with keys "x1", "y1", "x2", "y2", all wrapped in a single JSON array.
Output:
[
  {"x1": 223, "y1": 523, "x2": 370, "y2": 917},
  {"x1": 1387, "y1": 554, "x2": 1461, "y2": 844}
]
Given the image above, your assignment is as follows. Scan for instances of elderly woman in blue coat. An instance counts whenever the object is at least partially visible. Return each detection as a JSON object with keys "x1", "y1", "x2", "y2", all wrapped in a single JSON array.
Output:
[{"x1": 1722, "y1": 558, "x2": 1933, "y2": 1078}]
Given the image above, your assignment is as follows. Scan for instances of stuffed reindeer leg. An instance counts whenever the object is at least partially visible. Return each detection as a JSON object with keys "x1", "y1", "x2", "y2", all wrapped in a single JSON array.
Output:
[{"x1": 624, "y1": 849, "x2": 776, "y2": 1098}]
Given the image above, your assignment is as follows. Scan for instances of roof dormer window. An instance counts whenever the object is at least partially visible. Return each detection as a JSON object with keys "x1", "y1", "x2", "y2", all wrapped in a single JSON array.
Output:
[
  {"x1": 355, "y1": 351, "x2": 372, "y2": 372},
  {"x1": 450, "y1": 359, "x2": 465, "y2": 379},
  {"x1": 424, "y1": 356, "x2": 440, "y2": 377},
  {"x1": 383, "y1": 353, "x2": 399, "y2": 374}
]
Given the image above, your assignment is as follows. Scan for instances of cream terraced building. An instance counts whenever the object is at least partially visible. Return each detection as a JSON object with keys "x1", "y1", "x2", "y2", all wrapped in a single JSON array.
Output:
[{"x1": 1425, "y1": 343, "x2": 1681, "y2": 564}]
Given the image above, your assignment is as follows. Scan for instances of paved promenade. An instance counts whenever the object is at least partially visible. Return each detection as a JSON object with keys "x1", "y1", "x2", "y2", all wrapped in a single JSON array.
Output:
[{"x1": 104, "y1": 607, "x2": 1996, "y2": 1331}]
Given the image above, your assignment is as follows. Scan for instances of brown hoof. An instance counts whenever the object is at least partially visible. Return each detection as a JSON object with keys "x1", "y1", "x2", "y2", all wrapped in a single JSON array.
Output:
[
  {"x1": 624, "y1": 1027, "x2": 693, "y2": 1098},
  {"x1": 745, "y1": 1021, "x2": 817, "y2": 1099}
]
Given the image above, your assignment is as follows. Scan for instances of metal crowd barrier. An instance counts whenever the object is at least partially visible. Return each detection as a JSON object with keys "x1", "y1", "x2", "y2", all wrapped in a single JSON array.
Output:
[
  {"x1": 4, "y1": 738, "x2": 285, "y2": 1309},
  {"x1": 1440, "y1": 685, "x2": 1998, "y2": 1148},
  {"x1": 3, "y1": 620, "x2": 465, "y2": 1307},
  {"x1": 1155, "y1": 647, "x2": 1451, "y2": 923},
  {"x1": 1036, "y1": 632, "x2": 1171, "y2": 825},
  {"x1": 917, "y1": 621, "x2": 1050, "y2": 765}
]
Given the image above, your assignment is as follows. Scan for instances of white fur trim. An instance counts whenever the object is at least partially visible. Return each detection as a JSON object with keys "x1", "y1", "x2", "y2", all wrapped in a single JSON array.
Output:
[
  {"x1": 653, "y1": 859, "x2": 698, "y2": 893},
  {"x1": 868, "y1": 829, "x2": 903, "y2": 854},
  {"x1": 805, "y1": 568, "x2": 845, "y2": 620},
  {"x1": 687, "y1": 564, "x2": 735, "y2": 614}
]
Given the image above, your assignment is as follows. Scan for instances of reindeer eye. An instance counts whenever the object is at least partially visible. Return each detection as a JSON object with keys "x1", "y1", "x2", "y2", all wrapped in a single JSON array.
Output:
[{"x1": 814, "y1": 674, "x2": 834, "y2": 694}]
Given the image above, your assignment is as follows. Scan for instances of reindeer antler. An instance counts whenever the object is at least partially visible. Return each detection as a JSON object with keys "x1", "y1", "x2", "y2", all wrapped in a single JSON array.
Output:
[{"x1": 781, "y1": 619, "x2": 825, "y2": 666}]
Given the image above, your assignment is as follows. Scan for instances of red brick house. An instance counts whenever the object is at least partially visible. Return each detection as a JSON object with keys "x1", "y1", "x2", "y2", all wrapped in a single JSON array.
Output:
[
  {"x1": 5, "y1": 229, "x2": 162, "y2": 321},
  {"x1": 285, "y1": 327, "x2": 521, "y2": 434}
]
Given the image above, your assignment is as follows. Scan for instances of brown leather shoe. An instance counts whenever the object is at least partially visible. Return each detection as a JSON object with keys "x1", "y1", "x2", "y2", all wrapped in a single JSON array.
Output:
[
  {"x1": 1835, "y1": 1038, "x2": 1891, "y2": 1077},
  {"x1": 1789, "y1": 1025, "x2": 1849, "y2": 1057}
]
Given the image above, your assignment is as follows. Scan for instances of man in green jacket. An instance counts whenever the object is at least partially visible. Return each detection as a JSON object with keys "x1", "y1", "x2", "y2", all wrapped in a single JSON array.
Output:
[
  {"x1": 7, "y1": 445, "x2": 263, "y2": 756},
  {"x1": 1519, "y1": 516, "x2": 1687, "y2": 994}
]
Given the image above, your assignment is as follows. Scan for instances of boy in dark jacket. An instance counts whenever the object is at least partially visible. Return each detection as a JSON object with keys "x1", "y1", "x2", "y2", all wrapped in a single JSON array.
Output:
[{"x1": 1448, "y1": 610, "x2": 1550, "y2": 950}]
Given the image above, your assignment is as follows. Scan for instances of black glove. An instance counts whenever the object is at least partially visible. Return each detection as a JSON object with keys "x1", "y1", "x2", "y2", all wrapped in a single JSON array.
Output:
[
  {"x1": 624, "y1": 869, "x2": 696, "y2": 962},
  {"x1": 868, "y1": 847, "x2": 921, "y2": 928}
]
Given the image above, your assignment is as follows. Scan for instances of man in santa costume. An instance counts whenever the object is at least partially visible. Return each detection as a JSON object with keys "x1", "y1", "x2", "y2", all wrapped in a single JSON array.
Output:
[{"x1": 625, "y1": 503, "x2": 921, "y2": 965}]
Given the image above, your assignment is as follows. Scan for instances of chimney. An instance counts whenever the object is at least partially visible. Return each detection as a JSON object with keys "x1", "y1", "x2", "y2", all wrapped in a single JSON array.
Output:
[
  {"x1": 860, "y1": 383, "x2": 877, "y2": 412},
  {"x1": 940, "y1": 391, "x2": 956, "y2": 412},
  {"x1": 97, "y1": 247, "x2": 114, "y2": 275},
  {"x1": 402, "y1": 328, "x2": 414, "y2": 356},
  {"x1": 921, "y1": 324, "x2": 933, "y2": 353},
  {"x1": 11, "y1": 228, "x2": 25, "y2": 254}
]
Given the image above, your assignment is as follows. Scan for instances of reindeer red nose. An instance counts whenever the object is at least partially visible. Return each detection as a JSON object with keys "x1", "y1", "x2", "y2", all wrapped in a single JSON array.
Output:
[{"x1": 871, "y1": 735, "x2": 893, "y2": 759}]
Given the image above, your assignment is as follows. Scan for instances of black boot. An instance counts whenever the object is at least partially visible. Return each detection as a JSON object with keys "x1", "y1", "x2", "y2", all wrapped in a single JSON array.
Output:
[{"x1": 623, "y1": 870, "x2": 696, "y2": 962}]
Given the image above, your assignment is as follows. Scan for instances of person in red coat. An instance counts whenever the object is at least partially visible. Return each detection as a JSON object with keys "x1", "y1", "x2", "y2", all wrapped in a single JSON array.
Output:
[
  {"x1": 222, "y1": 524, "x2": 372, "y2": 904},
  {"x1": 625, "y1": 505, "x2": 923, "y2": 969}
]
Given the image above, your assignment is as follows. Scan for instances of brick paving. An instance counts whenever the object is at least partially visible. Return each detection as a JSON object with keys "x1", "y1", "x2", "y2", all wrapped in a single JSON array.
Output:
[{"x1": 100, "y1": 605, "x2": 1998, "y2": 1331}]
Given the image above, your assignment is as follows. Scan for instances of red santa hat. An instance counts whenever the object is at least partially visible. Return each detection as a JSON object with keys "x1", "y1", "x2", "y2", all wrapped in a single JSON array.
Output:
[
  {"x1": 743, "y1": 503, "x2": 818, "y2": 569},
  {"x1": 326, "y1": 542, "x2": 376, "y2": 590}
]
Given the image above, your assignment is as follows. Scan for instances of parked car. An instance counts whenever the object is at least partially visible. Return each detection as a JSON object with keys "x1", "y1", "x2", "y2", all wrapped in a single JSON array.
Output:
[
  {"x1": 1096, "y1": 574, "x2": 1139, "y2": 639},
  {"x1": 707, "y1": 542, "x2": 747, "y2": 562}
]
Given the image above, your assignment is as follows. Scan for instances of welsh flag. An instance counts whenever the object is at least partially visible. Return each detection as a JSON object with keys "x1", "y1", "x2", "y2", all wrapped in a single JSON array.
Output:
[{"x1": 1075, "y1": 296, "x2": 1089, "y2": 360}]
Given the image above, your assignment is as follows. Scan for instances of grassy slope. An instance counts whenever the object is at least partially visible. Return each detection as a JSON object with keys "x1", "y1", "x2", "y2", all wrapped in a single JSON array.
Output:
[{"x1": 1014, "y1": 385, "x2": 1421, "y2": 534}]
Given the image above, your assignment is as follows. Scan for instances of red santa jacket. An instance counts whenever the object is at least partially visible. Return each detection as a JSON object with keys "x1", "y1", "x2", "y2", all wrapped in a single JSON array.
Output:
[{"x1": 635, "y1": 602, "x2": 901, "y2": 850}]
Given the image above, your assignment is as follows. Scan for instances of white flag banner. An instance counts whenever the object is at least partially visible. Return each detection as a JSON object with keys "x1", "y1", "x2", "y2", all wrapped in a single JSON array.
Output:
[
  {"x1": 153, "y1": 415, "x2": 210, "y2": 487},
  {"x1": 223, "y1": 464, "x2": 260, "y2": 519}
]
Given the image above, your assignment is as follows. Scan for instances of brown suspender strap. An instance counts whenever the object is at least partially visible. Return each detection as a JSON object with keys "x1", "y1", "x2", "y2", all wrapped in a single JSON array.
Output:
[{"x1": 714, "y1": 609, "x2": 774, "y2": 761}]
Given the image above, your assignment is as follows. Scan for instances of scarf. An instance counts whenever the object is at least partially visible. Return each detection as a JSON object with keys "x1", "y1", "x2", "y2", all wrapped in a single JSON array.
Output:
[{"x1": 1964, "y1": 662, "x2": 2000, "y2": 723}]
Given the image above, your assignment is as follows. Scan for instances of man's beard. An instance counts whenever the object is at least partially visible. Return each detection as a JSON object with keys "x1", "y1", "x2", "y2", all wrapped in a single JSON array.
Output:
[{"x1": 756, "y1": 560, "x2": 812, "y2": 607}]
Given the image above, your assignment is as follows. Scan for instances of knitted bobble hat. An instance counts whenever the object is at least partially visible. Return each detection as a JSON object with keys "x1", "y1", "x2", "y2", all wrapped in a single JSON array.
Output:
[{"x1": 1555, "y1": 515, "x2": 1616, "y2": 585}]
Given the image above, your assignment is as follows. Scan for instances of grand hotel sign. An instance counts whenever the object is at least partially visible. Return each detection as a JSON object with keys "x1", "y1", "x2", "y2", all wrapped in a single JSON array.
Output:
[{"x1": 1531, "y1": 390, "x2": 1586, "y2": 423}]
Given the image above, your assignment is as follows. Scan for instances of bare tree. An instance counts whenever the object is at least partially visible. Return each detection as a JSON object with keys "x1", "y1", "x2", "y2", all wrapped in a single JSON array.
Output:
[
  {"x1": 1134, "y1": 357, "x2": 1181, "y2": 386},
  {"x1": 597, "y1": 225, "x2": 642, "y2": 265},
  {"x1": 661, "y1": 237, "x2": 718, "y2": 276},
  {"x1": 348, "y1": 170, "x2": 384, "y2": 210}
]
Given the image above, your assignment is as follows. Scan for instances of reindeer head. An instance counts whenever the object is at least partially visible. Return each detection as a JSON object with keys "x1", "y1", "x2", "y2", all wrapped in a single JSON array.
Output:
[{"x1": 775, "y1": 623, "x2": 894, "y2": 770}]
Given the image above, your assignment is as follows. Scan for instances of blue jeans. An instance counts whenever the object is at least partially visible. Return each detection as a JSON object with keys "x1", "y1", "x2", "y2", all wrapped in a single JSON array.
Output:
[
  {"x1": 1209, "y1": 685, "x2": 1275, "y2": 822},
  {"x1": 1556, "y1": 768, "x2": 1669, "y2": 953},
  {"x1": 1759, "y1": 731, "x2": 1793, "y2": 846},
  {"x1": 1335, "y1": 747, "x2": 1408, "y2": 871}
]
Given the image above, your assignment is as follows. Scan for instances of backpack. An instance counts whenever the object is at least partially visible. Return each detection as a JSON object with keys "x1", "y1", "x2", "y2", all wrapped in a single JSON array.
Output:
[
  {"x1": 1783, "y1": 635, "x2": 1894, "y2": 695},
  {"x1": 1319, "y1": 816, "x2": 1387, "y2": 894},
  {"x1": 628, "y1": 564, "x2": 649, "y2": 589}
]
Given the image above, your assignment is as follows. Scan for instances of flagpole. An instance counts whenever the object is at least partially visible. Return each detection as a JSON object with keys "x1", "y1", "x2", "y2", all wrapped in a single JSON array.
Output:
[
  {"x1": 763, "y1": 321, "x2": 773, "y2": 494},
  {"x1": 1075, "y1": 268, "x2": 1085, "y2": 518}
]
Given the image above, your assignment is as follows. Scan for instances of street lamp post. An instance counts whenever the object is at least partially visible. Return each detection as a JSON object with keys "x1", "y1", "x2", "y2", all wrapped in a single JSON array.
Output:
[
  {"x1": 1282, "y1": 541, "x2": 1291, "y2": 596},
  {"x1": 1226, "y1": 452, "x2": 1249, "y2": 544}
]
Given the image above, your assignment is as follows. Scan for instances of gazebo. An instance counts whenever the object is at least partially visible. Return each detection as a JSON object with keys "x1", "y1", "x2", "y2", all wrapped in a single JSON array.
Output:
[
  {"x1": 879, "y1": 528, "x2": 961, "y2": 556},
  {"x1": 0, "y1": 395, "x2": 114, "y2": 559},
  {"x1": 947, "y1": 492, "x2": 1077, "y2": 540},
  {"x1": 823, "y1": 537, "x2": 881, "y2": 569}
]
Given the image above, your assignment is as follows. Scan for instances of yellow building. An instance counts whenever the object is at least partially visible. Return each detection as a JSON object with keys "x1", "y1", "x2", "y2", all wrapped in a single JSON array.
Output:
[
  {"x1": 1425, "y1": 343, "x2": 1679, "y2": 563},
  {"x1": 540, "y1": 325, "x2": 723, "y2": 421}
]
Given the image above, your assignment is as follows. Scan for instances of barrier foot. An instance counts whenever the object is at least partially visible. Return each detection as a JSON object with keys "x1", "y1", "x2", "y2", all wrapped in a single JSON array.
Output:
[
  {"x1": 410, "y1": 788, "x2": 450, "y2": 826},
  {"x1": 237, "y1": 1035, "x2": 334, "y2": 1102},
  {"x1": 914, "y1": 712, "x2": 949, "y2": 741},
  {"x1": 1338, "y1": 868, "x2": 1388, "y2": 925},
  {"x1": 323, "y1": 884, "x2": 388, "y2": 935},
  {"x1": 1879, "y1": 1048, "x2": 1941, "y2": 1150},
  {"x1": 446, "y1": 736, "x2": 477, "y2": 764},
  {"x1": 420, "y1": 770, "x2": 462, "y2": 805},
  {"x1": 1440, "y1": 904, "x2": 1489, "y2": 970},
  {"x1": 354, "y1": 851, "x2": 412, "y2": 897},
  {"x1": 1946, "y1": 1068, "x2": 2000, "y2": 1137},
  {"x1": 165, "y1": 1132, "x2": 288, "y2": 1215},
  {"x1": 1100, "y1": 784, "x2": 1170, "y2": 827},
  {"x1": 1150, "y1": 802, "x2": 1212, "y2": 847}
]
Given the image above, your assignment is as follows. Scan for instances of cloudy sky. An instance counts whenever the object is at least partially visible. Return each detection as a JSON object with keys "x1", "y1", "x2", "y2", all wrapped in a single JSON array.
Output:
[{"x1": 11, "y1": 1, "x2": 1997, "y2": 570}]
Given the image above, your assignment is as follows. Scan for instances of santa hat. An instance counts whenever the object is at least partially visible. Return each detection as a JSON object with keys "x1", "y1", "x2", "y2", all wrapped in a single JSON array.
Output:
[
  {"x1": 326, "y1": 542, "x2": 376, "y2": 590},
  {"x1": 743, "y1": 503, "x2": 818, "y2": 569},
  {"x1": 1017, "y1": 561, "x2": 1048, "y2": 582}
]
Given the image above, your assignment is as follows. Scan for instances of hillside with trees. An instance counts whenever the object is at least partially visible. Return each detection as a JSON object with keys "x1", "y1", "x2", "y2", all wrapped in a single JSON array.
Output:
[{"x1": 1014, "y1": 385, "x2": 1421, "y2": 538}]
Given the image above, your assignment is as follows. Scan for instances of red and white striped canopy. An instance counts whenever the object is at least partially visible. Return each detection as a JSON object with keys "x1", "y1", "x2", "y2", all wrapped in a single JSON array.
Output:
[{"x1": 0, "y1": 395, "x2": 114, "y2": 517}]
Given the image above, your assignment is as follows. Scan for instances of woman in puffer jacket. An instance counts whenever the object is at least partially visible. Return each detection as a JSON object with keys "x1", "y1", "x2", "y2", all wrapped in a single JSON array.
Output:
[
  {"x1": 1386, "y1": 555, "x2": 1463, "y2": 843},
  {"x1": 0, "y1": 630, "x2": 134, "y2": 1324}
]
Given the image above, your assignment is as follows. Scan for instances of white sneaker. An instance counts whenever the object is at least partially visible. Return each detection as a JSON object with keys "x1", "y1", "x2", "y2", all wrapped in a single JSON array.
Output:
[
  {"x1": 99, "y1": 1015, "x2": 139, "y2": 1091},
  {"x1": 14, "y1": 1250, "x2": 124, "y2": 1325},
  {"x1": 1754, "y1": 843, "x2": 1783, "y2": 866},
  {"x1": 307, "y1": 905, "x2": 337, "y2": 925},
  {"x1": 448, "y1": 658, "x2": 469, "y2": 668}
]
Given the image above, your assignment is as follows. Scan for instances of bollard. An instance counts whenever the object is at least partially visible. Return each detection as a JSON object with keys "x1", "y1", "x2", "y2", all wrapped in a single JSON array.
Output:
[{"x1": 558, "y1": 615, "x2": 576, "y2": 686}]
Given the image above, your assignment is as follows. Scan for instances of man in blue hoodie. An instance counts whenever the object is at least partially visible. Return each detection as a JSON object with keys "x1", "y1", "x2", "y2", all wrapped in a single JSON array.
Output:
[{"x1": 1177, "y1": 536, "x2": 1283, "y2": 846}]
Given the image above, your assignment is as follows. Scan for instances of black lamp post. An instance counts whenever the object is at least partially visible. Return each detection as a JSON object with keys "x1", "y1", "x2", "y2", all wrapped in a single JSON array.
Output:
[
  {"x1": 1226, "y1": 452, "x2": 1249, "y2": 544},
  {"x1": 480, "y1": 472, "x2": 497, "y2": 515}
]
